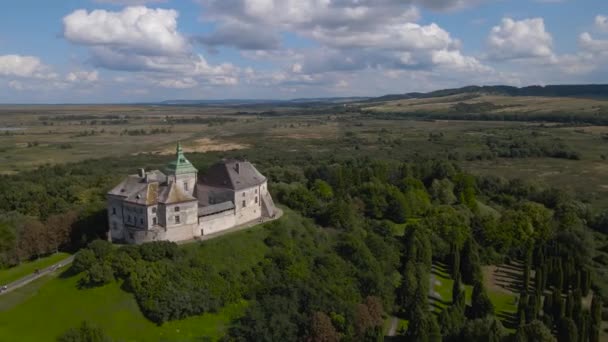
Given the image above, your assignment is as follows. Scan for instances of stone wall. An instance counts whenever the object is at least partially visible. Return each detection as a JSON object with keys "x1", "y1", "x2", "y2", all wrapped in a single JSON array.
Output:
[
  {"x1": 107, "y1": 195, "x2": 125, "y2": 241},
  {"x1": 199, "y1": 209, "x2": 236, "y2": 236},
  {"x1": 172, "y1": 172, "x2": 197, "y2": 197},
  {"x1": 234, "y1": 182, "x2": 265, "y2": 226}
]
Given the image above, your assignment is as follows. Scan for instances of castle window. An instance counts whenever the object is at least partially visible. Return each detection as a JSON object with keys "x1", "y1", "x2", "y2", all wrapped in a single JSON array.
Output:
[
  {"x1": 127, "y1": 215, "x2": 131, "y2": 222},
  {"x1": 175, "y1": 215, "x2": 180, "y2": 224},
  {"x1": 255, "y1": 196, "x2": 258, "y2": 204},
  {"x1": 112, "y1": 207, "x2": 116, "y2": 215},
  {"x1": 140, "y1": 218, "x2": 144, "y2": 225},
  {"x1": 242, "y1": 200, "x2": 246, "y2": 208},
  {"x1": 153, "y1": 217, "x2": 157, "y2": 225},
  {"x1": 152, "y1": 207, "x2": 157, "y2": 214},
  {"x1": 184, "y1": 182, "x2": 189, "y2": 191},
  {"x1": 175, "y1": 206, "x2": 180, "y2": 212}
]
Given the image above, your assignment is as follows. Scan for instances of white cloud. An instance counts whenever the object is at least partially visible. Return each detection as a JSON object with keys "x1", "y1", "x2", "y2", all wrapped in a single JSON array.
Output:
[
  {"x1": 155, "y1": 77, "x2": 198, "y2": 89},
  {"x1": 0, "y1": 55, "x2": 56, "y2": 79},
  {"x1": 579, "y1": 32, "x2": 608, "y2": 53},
  {"x1": 94, "y1": 0, "x2": 167, "y2": 5},
  {"x1": 197, "y1": 0, "x2": 489, "y2": 82},
  {"x1": 66, "y1": 70, "x2": 99, "y2": 82},
  {"x1": 431, "y1": 49, "x2": 491, "y2": 73},
  {"x1": 63, "y1": 7, "x2": 188, "y2": 56},
  {"x1": 62, "y1": 6, "x2": 243, "y2": 88},
  {"x1": 595, "y1": 15, "x2": 608, "y2": 32},
  {"x1": 487, "y1": 18, "x2": 553, "y2": 60}
]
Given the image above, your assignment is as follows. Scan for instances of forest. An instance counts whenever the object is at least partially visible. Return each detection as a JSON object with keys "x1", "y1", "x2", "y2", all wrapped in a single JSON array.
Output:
[{"x1": 1, "y1": 147, "x2": 606, "y2": 341}]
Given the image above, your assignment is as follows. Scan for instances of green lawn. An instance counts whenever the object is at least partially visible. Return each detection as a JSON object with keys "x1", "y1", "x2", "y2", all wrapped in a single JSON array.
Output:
[
  {"x1": 487, "y1": 288, "x2": 518, "y2": 316},
  {"x1": 430, "y1": 263, "x2": 473, "y2": 313},
  {"x1": 0, "y1": 215, "x2": 285, "y2": 342},
  {"x1": 0, "y1": 273, "x2": 247, "y2": 342},
  {"x1": 0, "y1": 252, "x2": 71, "y2": 285}
]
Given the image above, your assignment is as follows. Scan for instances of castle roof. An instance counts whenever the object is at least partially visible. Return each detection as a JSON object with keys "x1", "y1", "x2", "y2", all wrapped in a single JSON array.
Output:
[
  {"x1": 165, "y1": 142, "x2": 198, "y2": 176},
  {"x1": 199, "y1": 159, "x2": 266, "y2": 191},
  {"x1": 158, "y1": 181, "x2": 197, "y2": 204}
]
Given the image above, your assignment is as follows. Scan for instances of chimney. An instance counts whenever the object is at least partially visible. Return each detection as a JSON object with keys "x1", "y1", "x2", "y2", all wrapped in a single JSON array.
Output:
[
  {"x1": 235, "y1": 162, "x2": 240, "y2": 174},
  {"x1": 139, "y1": 168, "x2": 145, "y2": 178}
]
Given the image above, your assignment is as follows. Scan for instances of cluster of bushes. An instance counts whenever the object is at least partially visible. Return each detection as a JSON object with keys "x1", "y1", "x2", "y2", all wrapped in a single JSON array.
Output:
[
  {"x1": 366, "y1": 109, "x2": 608, "y2": 125},
  {"x1": 164, "y1": 116, "x2": 237, "y2": 126},
  {"x1": 485, "y1": 136, "x2": 580, "y2": 160},
  {"x1": 119, "y1": 128, "x2": 171, "y2": 136},
  {"x1": 73, "y1": 240, "x2": 247, "y2": 324}
]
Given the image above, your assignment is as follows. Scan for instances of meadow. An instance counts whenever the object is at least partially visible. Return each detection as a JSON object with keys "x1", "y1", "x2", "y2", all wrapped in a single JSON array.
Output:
[
  {"x1": 0, "y1": 218, "x2": 272, "y2": 342},
  {"x1": 1, "y1": 101, "x2": 606, "y2": 207}
]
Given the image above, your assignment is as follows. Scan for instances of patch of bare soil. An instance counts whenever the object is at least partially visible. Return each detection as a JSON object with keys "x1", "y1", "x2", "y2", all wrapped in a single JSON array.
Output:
[
  {"x1": 155, "y1": 138, "x2": 250, "y2": 154},
  {"x1": 274, "y1": 132, "x2": 328, "y2": 140},
  {"x1": 483, "y1": 261, "x2": 525, "y2": 295}
]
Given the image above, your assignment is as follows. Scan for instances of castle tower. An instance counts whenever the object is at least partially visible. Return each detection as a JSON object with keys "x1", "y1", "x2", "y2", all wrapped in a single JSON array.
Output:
[{"x1": 165, "y1": 142, "x2": 198, "y2": 196}]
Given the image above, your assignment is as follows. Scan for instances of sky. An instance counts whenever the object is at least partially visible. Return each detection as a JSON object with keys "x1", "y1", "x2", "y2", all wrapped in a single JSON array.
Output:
[{"x1": 0, "y1": 0, "x2": 607, "y2": 103}]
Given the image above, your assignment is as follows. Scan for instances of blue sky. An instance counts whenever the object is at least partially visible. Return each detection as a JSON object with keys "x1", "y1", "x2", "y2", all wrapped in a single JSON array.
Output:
[{"x1": 0, "y1": 0, "x2": 607, "y2": 103}]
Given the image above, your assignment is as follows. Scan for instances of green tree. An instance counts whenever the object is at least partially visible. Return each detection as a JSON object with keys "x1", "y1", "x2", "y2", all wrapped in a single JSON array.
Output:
[
  {"x1": 462, "y1": 316, "x2": 506, "y2": 342},
  {"x1": 312, "y1": 179, "x2": 334, "y2": 201},
  {"x1": 471, "y1": 281, "x2": 494, "y2": 319},
  {"x1": 557, "y1": 317, "x2": 578, "y2": 342},
  {"x1": 514, "y1": 320, "x2": 557, "y2": 342},
  {"x1": 590, "y1": 294, "x2": 602, "y2": 342},
  {"x1": 57, "y1": 321, "x2": 112, "y2": 342}
]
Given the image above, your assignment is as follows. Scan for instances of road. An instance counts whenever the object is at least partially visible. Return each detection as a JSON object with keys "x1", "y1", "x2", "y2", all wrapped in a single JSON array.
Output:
[{"x1": 0, "y1": 254, "x2": 75, "y2": 296}]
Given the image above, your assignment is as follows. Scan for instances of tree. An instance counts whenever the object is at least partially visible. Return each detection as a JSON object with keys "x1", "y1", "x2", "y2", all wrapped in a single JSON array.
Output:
[
  {"x1": 557, "y1": 317, "x2": 578, "y2": 342},
  {"x1": 57, "y1": 321, "x2": 112, "y2": 342},
  {"x1": 590, "y1": 294, "x2": 602, "y2": 342},
  {"x1": 450, "y1": 244, "x2": 461, "y2": 280},
  {"x1": 312, "y1": 179, "x2": 334, "y2": 201},
  {"x1": 471, "y1": 281, "x2": 494, "y2": 319},
  {"x1": 452, "y1": 275, "x2": 465, "y2": 309},
  {"x1": 462, "y1": 316, "x2": 506, "y2": 342},
  {"x1": 307, "y1": 312, "x2": 340, "y2": 342},
  {"x1": 454, "y1": 173, "x2": 478, "y2": 210},
  {"x1": 514, "y1": 320, "x2": 556, "y2": 342},
  {"x1": 405, "y1": 308, "x2": 441, "y2": 342},
  {"x1": 45, "y1": 210, "x2": 78, "y2": 253},
  {"x1": 20, "y1": 219, "x2": 47, "y2": 259},
  {"x1": 72, "y1": 249, "x2": 96, "y2": 274},
  {"x1": 429, "y1": 178, "x2": 457, "y2": 205}
]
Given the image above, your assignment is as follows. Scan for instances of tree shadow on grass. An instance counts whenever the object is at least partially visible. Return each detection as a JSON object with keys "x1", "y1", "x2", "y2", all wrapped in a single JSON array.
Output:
[
  {"x1": 58, "y1": 266, "x2": 78, "y2": 279},
  {"x1": 497, "y1": 310, "x2": 518, "y2": 330}
]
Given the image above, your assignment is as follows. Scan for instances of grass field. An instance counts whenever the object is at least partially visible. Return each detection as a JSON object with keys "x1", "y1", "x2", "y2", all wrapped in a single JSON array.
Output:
[
  {"x1": 0, "y1": 274, "x2": 247, "y2": 342},
  {"x1": 365, "y1": 94, "x2": 608, "y2": 114},
  {"x1": 0, "y1": 219, "x2": 280, "y2": 342},
  {"x1": 1, "y1": 104, "x2": 607, "y2": 210},
  {"x1": 0, "y1": 252, "x2": 71, "y2": 285},
  {"x1": 430, "y1": 263, "x2": 473, "y2": 313}
]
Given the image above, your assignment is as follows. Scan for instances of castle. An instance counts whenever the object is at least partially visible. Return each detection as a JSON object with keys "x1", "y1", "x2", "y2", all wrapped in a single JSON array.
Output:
[{"x1": 106, "y1": 143, "x2": 276, "y2": 244}]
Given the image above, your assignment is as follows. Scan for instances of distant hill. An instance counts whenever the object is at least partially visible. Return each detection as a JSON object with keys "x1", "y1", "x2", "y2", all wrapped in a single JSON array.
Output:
[
  {"x1": 365, "y1": 84, "x2": 608, "y2": 103},
  {"x1": 159, "y1": 97, "x2": 370, "y2": 107},
  {"x1": 159, "y1": 85, "x2": 608, "y2": 108}
]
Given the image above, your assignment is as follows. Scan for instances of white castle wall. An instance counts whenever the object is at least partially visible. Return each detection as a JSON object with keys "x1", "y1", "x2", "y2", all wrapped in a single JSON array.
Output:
[
  {"x1": 199, "y1": 209, "x2": 236, "y2": 236},
  {"x1": 107, "y1": 196, "x2": 125, "y2": 241},
  {"x1": 234, "y1": 182, "x2": 266, "y2": 226}
]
